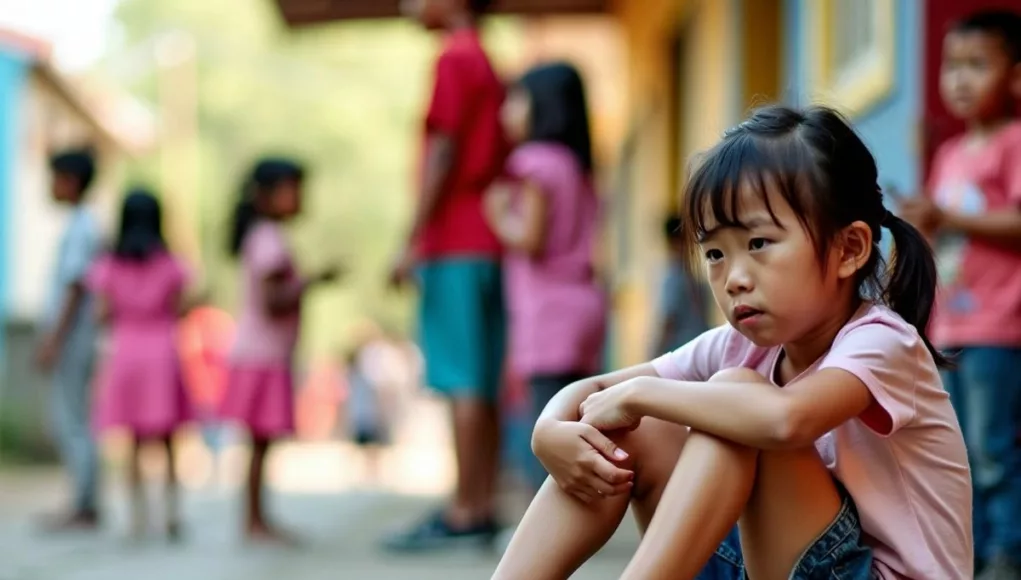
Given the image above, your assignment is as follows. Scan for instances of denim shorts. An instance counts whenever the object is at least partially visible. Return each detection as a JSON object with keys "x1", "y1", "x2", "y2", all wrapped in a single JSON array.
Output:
[{"x1": 695, "y1": 484, "x2": 874, "y2": 580}]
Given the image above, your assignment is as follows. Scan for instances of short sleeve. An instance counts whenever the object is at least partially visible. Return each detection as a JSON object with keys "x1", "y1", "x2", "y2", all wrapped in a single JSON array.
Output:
[
  {"x1": 85, "y1": 254, "x2": 113, "y2": 295},
  {"x1": 817, "y1": 317, "x2": 920, "y2": 436},
  {"x1": 64, "y1": 216, "x2": 101, "y2": 284},
  {"x1": 244, "y1": 224, "x2": 290, "y2": 275},
  {"x1": 507, "y1": 146, "x2": 564, "y2": 192},
  {"x1": 426, "y1": 50, "x2": 472, "y2": 135},
  {"x1": 652, "y1": 324, "x2": 733, "y2": 381}
]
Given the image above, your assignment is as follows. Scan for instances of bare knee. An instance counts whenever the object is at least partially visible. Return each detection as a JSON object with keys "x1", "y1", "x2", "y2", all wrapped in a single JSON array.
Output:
[
  {"x1": 709, "y1": 367, "x2": 769, "y2": 384},
  {"x1": 611, "y1": 419, "x2": 688, "y2": 498}
]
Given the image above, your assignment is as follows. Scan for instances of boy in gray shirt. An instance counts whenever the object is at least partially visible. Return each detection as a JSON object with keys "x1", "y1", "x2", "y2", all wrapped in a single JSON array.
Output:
[{"x1": 35, "y1": 149, "x2": 102, "y2": 531}]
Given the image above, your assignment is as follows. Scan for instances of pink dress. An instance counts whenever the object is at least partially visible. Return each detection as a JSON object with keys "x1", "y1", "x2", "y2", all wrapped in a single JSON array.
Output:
[
  {"x1": 87, "y1": 252, "x2": 193, "y2": 437},
  {"x1": 218, "y1": 221, "x2": 301, "y2": 438}
]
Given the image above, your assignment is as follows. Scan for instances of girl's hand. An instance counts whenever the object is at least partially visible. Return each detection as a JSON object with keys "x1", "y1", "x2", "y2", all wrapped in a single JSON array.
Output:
[
  {"x1": 532, "y1": 418, "x2": 634, "y2": 503},
  {"x1": 579, "y1": 380, "x2": 643, "y2": 433}
]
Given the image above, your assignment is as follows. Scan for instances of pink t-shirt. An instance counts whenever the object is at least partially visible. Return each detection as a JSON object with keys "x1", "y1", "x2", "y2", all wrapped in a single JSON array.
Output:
[
  {"x1": 927, "y1": 121, "x2": 1021, "y2": 348},
  {"x1": 503, "y1": 143, "x2": 606, "y2": 376},
  {"x1": 653, "y1": 304, "x2": 972, "y2": 579},
  {"x1": 231, "y1": 221, "x2": 301, "y2": 365}
]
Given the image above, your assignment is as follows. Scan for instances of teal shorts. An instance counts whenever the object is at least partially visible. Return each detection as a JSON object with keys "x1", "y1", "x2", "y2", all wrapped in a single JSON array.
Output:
[{"x1": 417, "y1": 258, "x2": 506, "y2": 402}]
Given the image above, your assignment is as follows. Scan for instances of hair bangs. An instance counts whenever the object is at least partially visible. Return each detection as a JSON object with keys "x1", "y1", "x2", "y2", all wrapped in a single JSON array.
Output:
[{"x1": 681, "y1": 130, "x2": 828, "y2": 263}]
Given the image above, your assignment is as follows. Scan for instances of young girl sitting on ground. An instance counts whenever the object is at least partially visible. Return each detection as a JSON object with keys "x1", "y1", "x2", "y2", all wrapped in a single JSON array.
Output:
[{"x1": 492, "y1": 105, "x2": 973, "y2": 579}]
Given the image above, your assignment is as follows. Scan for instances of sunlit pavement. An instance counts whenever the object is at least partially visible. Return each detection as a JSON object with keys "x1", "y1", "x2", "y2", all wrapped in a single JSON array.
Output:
[{"x1": 0, "y1": 397, "x2": 638, "y2": 579}]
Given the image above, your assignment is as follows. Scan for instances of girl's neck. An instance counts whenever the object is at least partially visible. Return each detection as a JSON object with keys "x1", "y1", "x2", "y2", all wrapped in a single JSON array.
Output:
[
  {"x1": 967, "y1": 112, "x2": 1015, "y2": 140},
  {"x1": 780, "y1": 297, "x2": 862, "y2": 379},
  {"x1": 445, "y1": 13, "x2": 477, "y2": 32}
]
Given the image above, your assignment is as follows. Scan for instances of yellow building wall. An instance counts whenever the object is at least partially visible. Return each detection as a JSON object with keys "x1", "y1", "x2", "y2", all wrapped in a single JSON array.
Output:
[{"x1": 609, "y1": 0, "x2": 781, "y2": 363}]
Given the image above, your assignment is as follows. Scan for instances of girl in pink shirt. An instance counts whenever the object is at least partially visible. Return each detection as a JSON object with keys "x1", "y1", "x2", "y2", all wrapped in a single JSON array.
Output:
[
  {"x1": 484, "y1": 62, "x2": 607, "y2": 493},
  {"x1": 493, "y1": 106, "x2": 973, "y2": 579},
  {"x1": 220, "y1": 158, "x2": 337, "y2": 544},
  {"x1": 87, "y1": 189, "x2": 193, "y2": 541}
]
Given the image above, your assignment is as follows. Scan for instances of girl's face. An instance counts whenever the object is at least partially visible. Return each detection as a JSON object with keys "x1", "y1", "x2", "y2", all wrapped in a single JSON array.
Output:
[
  {"x1": 500, "y1": 88, "x2": 531, "y2": 145},
  {"x1": 696, "y1": 181, "x2": 871, "y2": 350},
  {"x1": 263, "y1": 178, "x2": 302, "y2": 219}
]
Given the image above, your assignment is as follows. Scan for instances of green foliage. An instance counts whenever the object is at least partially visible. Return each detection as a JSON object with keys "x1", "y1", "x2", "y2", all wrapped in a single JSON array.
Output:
[{"x1": 102, "y1": 0, "x2": 524, "y2": 361}]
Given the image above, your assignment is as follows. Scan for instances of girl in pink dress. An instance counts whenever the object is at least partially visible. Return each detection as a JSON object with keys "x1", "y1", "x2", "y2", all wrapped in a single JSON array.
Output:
[
  {"x1": 483, "y1": 62, "x2": 607, "y2": 493},
  {"x1": 86, "y1": 189, "x2": 193, "y2": 540},
  {"x1": 220, "y1": 158, "x2": 337, "y2": 544}
]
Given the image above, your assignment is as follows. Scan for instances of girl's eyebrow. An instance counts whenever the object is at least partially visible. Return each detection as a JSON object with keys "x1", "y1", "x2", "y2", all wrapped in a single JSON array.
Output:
[{"x1": 697, "y1": 216, "x2": 774, "y2": 243}]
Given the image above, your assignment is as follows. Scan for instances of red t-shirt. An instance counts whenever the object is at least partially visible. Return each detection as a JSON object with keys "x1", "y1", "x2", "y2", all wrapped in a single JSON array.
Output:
[{"x1": 416, "y1": 28, "x2": 506, "y2": 260}]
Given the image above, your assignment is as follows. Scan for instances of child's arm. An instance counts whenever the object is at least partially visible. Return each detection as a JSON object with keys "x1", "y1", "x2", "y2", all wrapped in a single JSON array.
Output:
[
  {"x1": 582, "y1": 368, "x2": 873, "y2": 450},
  {"x1": 940, "y1": 208, "x2": 1021, "y2": 251},
  {"x1": 482, "y1": 180, "x2": 547, "y2": 255},
  {"x1": 36, "y1": 282, "x2": 87, "y2": 371}
]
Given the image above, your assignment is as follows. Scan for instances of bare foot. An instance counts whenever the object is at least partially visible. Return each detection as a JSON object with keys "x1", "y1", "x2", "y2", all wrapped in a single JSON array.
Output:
[{"x1": 245, "y1": 522, "x2": 302, "y2": 547}]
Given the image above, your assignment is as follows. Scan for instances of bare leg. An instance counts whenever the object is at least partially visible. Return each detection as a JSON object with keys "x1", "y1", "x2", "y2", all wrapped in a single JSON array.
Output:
[
  {"x1": 245, "y1": 437, "x2": 297, "y2": 545},
  {"x1": 493, "y1": 368, "x2": 846, "y2": 580},
  {"x1": 129, "y1": 436, "x2": 147, "y2": 539},
  {"x1": 449, "y1": 399, "x2": 500, "y2": 526},
  {"x1": 492, "y1": 419, "x2": 689, "y2": 580},
  {"x1": 163, "y1": 436, "x2": 181, "y2": 542},
  {"x1": 622, "y1": 368, "x2": 844, "y2": 580}
]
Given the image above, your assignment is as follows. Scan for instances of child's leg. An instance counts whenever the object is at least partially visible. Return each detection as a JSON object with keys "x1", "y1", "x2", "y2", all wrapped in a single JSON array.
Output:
[
  {"x1": 246, "y1": 437, "x2": 270, "y2": 532},
  {"x1": 129, "y1": 436, "x2": 147, "y2": 537},
  {"x1": 623, "y1": 369, "x2": 850, "y2": 580},
  {"x1": 162, "y1": 436, "x2": 181, "y2": 541},
  {"x1": 492, "y1": 418, "x2": 689, "y2": 580},
  {"x1": 494, "y1": 368, "x2": 851, "y2": 580}
]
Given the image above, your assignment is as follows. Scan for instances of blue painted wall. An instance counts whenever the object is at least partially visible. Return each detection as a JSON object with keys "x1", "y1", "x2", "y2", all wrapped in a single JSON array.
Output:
[
  {"x1": 0, "y1": 49, "x2": 30, "y2": 366},
  {"x1": 781, "y1": 0, "x2": 922, "y2": 194}
]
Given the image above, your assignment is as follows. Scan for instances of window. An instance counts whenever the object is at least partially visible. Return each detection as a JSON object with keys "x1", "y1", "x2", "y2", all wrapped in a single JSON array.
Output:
[{"x1": 809, "y1": 0, "x2": 895, "y2": 116}]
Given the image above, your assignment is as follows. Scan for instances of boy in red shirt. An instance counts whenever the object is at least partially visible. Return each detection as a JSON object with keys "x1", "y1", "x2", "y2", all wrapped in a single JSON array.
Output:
[
  {"x1": 386, "y1": 0, "x2": 507, "y2": 551},
  {"x1": 900, "y1": 10, "x2": 1021, "y2": 578}
]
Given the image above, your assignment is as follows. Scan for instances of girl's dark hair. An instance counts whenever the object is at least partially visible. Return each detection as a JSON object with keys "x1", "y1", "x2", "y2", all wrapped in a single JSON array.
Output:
[
  {"x1": 114, "y1": 188, "x2": 166, "y2": 261},
  {"x1": 228, "y1": 157, "x2": 304, "y2": 258},
  {"x1": 516, "y1": 62, "x2": 594, "y2": 173},
  {"x1": 682, "y1": 105, "x2": 949, "y2": 367}
]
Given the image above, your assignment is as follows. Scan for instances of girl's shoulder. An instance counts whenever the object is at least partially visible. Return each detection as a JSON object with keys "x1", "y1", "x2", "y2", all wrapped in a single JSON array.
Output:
[{"x1": 509, "y1": 142, "x2": 580, "y2": 178}]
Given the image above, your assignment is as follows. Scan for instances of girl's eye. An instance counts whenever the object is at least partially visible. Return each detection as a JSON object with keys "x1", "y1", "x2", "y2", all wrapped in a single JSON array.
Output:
[
  {"x1": 704, "y1": 249, "x2": 724, "y2": 263},
  {"x1": 749, "y1": 238, "x2": 771, "y2": 251}
]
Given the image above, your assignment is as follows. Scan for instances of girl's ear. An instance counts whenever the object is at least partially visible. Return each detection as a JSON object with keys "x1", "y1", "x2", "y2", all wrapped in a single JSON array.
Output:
[{"x1": 835, "y1": 220, "x2": 873, "y2": 280}]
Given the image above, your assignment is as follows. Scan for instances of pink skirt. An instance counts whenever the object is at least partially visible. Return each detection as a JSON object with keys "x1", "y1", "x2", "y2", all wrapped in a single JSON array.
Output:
[
  {"x1": 93, "y1": 359, "x2": 193, "y2": 438},
  {"x1": 218, "y1": 364, "x2": 295, "y2": 438}
]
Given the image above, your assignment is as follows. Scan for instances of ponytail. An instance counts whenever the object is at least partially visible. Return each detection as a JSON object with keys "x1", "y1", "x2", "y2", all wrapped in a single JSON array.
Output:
[
  {"x1": 882, "y1": 213, "x2": 951, "y2": 368},
  {"x1": 229, "y1": 183, "x2": 257, "y2": 258}
]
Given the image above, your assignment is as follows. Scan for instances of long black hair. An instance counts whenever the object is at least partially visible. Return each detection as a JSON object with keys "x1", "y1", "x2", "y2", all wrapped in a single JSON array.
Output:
[
  {"x1": 228, "y1": 157, "x2": 304, "y2": 258},
  {"x1": 682, "y1": 105, "x2": 948, "y2": 367},
  {"x1": 114, "y1": 188, "x2": 166, "y2": 261},
  {"x1": 516, "y1": 62, "x2": 594, "y2": 173}
]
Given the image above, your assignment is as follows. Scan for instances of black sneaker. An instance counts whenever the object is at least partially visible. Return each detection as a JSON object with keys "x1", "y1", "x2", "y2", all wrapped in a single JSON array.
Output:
[
  {"x1": 380, "y1": 510, "x2": 499, "y2": 553},
  {"x1": 978, "y1": 554, "x2": 1021, "y2": 580}
]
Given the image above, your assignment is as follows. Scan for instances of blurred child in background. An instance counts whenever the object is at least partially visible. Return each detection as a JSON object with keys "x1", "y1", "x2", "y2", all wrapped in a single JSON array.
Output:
[
  {"x1": 484, "y1": 61, "x2": 606, "y2": 493},
  {"x1": 87, "y1": 189, "x2": 194, "y2": 541},
  {"x1": 220, "y1": 158, "x2": 339, "y2": 544}
]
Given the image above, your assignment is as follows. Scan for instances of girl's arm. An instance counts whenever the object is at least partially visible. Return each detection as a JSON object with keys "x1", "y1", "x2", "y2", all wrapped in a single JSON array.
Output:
[
  {"x1": 262, "y1": 269, "x2": 303, "y2": 317},
  {"x1": 95, "y1": 296, "x2": 112, "y2": 325},
  {"x1": 617, "y1": 369, "x2": 873, "y2": 450},
  {"x1": 483, "y1": 180, "x2": 547, "y2": 256},
  {"x1": 538, "y1": 363, "x2": 660, "y2": 425}
]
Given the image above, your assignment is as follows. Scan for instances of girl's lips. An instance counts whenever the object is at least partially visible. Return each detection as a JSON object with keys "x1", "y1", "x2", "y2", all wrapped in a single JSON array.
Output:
[{"x1": 733, "y1": 306, "x2": 763, "y2": 321}]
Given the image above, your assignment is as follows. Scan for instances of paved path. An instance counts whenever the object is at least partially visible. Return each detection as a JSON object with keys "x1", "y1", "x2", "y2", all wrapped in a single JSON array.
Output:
[
  {"x1": 0, "y1": 396, "x2": 639, "y2": 579},
  {"x1": 0, "y1": 470, "x2": 637, "y2": 580}
]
